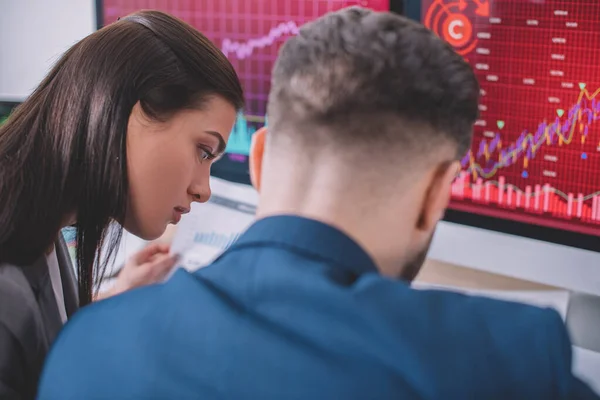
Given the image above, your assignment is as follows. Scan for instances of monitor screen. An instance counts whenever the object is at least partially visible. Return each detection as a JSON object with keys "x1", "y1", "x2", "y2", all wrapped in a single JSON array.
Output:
[
  {"x1": 411, "y1": 0, "x2": 600, "y2": 243},
  {"x1": 97, "y1": 0, "x2": 394, "y2": 183},
  {"x1": 0, "y1": 102, "x2": 19, "y2": 126}
]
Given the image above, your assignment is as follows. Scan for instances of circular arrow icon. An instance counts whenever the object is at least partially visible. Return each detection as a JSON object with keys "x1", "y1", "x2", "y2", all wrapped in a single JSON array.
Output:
[{"x1": 424, "y1": 0, "x2": 488, "y2": 56}]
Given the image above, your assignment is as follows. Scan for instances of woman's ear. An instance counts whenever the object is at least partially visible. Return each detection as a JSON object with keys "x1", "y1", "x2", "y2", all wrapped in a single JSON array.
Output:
[{"x1": 249, "y1": 127, "x2": 267, "y2": 191}]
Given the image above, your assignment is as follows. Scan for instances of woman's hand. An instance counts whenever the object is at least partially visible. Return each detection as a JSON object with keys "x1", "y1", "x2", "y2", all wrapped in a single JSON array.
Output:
[{"x1": 97, "y1": 243, "x2": 179, "y2": 300}]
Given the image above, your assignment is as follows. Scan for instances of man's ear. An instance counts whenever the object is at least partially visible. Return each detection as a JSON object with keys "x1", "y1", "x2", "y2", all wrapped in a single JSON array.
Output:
[
  {"x1": 417, "y1": 161, "x2": 461, "y2": 232},
  {"x1": 249, "y1": 127, "x2": 267, "y2": 191}
]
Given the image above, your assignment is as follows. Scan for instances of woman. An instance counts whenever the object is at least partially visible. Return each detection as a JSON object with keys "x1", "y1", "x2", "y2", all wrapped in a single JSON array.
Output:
[{"x1": 0, "y1": 10, "x2": 244, "y2": 399}]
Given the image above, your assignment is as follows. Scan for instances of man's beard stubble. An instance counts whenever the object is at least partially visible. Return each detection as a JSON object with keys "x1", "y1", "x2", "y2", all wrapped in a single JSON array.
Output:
[{"x1": 398, "y1": 234, "x2": 434, "y2": 282}]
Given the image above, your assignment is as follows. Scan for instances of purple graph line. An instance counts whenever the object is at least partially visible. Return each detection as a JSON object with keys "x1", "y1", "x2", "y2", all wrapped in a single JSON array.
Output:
[
  {"x1": 461, "y1": 97, "x2": 600, "y2": 175},
  {"x1": 221, "y1": 21, "x2": 300, "y2": 60}
]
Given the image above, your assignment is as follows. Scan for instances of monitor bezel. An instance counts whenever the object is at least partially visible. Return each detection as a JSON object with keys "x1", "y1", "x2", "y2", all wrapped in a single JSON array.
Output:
[
  {"x1": 95, "y1": 0, "x2": 103, "y2": 30},
  {"x1": 0, "y1": 101, "x2": 21, "y2": 121}
]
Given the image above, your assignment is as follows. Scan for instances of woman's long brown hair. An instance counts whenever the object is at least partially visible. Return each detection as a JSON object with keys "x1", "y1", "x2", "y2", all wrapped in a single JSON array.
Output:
[{"x1": 0, "y1": 10, "x2": 244, "y2": 305}]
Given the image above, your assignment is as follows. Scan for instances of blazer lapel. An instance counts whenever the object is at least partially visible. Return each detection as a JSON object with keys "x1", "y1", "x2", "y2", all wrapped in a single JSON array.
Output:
[
  {"x1": 55, "y1": 235, "x2": 79, "y2": 318},
  {"x1": 21, "y1": 255, "x2": 64, "y2": 347}
]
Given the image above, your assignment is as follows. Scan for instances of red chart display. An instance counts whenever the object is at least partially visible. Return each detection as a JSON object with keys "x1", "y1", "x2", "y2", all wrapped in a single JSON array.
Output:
[
  {"x1": 422, "y1": 0, "x2": 600, "y2": 236},
  {"x1": 101, "y1": 1, "x2": 390, "y2": 157}
]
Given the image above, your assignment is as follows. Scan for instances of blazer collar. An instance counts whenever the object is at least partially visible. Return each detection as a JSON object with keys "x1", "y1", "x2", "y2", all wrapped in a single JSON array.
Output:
[
  {"x1": 229, "y1": 215, "x2": 379, "y2": 277},
  {"x1": 20, "y1": 236, "x2": 79, "y2": 346},
  {"x1": 20, "y1": 252, "x2": 63, "y2": 347},
  {"x1": 55, "y1": 235, "x2": 79, "y2": 318}
]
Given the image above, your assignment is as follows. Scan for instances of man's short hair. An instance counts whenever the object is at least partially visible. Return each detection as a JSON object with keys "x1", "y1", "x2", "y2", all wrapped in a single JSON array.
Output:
[{"x1": 267, "y1": 7, "x2": 480, "y2": 159}]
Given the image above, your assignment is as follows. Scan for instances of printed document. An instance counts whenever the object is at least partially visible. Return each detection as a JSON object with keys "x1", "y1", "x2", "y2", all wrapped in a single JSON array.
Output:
[{"x1": 170, "y1": 177, "x2": 258, "y2": 271}]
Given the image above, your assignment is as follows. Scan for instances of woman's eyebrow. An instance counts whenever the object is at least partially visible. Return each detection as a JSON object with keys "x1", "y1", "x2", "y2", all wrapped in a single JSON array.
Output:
[{"x1": 204, "y1": 130, "x2": 226, "y2": 154}]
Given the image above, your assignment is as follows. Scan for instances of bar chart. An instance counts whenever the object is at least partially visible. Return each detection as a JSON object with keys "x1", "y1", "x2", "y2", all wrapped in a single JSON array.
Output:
[{"x1": 423, "y1": 0, "x2": 600, "y2": 234}]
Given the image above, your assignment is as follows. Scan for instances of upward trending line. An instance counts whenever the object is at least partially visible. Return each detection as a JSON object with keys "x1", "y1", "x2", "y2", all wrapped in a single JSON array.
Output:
[
  {"x1": 462, "y1": 86, "x2": 600, "y2": 179},
  {"x1": 221, "y1": 21, "x2": 300, "y2": 60}
]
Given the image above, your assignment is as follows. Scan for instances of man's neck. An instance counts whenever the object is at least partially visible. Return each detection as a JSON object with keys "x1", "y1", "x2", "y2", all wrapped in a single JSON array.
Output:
[{"x1": 256, "y1": 169, "x2": 416, "y2": 277}]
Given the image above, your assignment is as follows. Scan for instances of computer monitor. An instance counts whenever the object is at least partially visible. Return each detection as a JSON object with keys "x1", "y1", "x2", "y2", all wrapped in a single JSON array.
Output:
[
  {"x1": 96, "y1": 1, "x2": 600, "y2": 295},
  {"x1": 402, "y1": 0, "x2": 600, "y2": 295},
  {"x1": 0, "y1": 101, "x2": 19, "y2": 126},
  {"x1": 96, "y1": 0, "x2": 403, "y2": 183}
]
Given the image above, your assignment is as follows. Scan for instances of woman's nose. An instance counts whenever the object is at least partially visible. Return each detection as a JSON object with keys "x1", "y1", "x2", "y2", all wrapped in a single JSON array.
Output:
[{"x1": 189, "y1": 183, "x2": 211, "y2": 203}]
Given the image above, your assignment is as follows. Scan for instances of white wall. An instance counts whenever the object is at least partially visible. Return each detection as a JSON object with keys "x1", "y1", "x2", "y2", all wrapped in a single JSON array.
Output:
[
  {"x1": 0, "y1": 0, "x2": 147, "y2": 264},
  {"x1": 0, "y1": 0, "x2": 96, "y2": 101}
]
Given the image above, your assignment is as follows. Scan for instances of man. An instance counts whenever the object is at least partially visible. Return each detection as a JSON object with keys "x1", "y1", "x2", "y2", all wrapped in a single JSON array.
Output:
[{"x1": 38, "y1": 8, "x2": 598, "y2": 399}]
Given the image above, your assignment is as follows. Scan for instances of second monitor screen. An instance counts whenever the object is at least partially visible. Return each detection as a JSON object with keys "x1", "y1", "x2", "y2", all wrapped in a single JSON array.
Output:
[
  {"x1": 422, "y1": 0, "x2": 600, "y2": 236},
  {"x1": 100, "y1": 1, "x2": 391, "y2": 180}
]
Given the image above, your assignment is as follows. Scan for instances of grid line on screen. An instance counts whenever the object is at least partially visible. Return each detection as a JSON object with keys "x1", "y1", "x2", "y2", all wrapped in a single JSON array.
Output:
[
  {"x1": 422, "y1": 0, "x2": 600, "y2": 235},
  {"x1": 102, "y1": 0, "x2": 390, "y2": 159}
]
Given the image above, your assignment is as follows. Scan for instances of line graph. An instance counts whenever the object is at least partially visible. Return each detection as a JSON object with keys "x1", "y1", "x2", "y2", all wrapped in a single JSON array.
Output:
[
  {"x1": 464, "y1": 85, "x2": 600, "y2": 178},
  {"x1": 193, "y1": 231, "x2": 241, "y2": 250},
  {"x1": 221, "y1": 21, "x2": 299, "y2": 60},
  {"x1": 102, "y1": 0, "x2": 391, "y2": 160},
  {"x1": 422, "y1": 0, "x2": 600, "y2": 235}
]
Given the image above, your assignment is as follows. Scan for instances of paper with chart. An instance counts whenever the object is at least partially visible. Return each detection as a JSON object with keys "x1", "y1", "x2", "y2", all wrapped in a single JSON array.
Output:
[{"x1": 170, "y1": 177, "x2": 258, "y2": 272}]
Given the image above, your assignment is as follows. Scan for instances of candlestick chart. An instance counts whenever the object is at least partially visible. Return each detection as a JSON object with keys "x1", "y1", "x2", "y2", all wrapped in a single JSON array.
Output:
[
  {"x1": 423, "y1": 0, "x2": 600, "y2": 235},
  {"x1": 101, "y1": 0, "x2": 390, "y2": 159}
]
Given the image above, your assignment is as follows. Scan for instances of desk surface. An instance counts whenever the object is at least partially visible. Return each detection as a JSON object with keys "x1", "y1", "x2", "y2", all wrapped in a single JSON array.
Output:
[{"x1": 417, "y1": 258, "x2": 558, "y2": 291}]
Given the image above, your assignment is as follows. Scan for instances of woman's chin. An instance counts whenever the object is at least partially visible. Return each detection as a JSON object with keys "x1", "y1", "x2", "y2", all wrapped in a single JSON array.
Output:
[{"x1": 125, "y1": 222, "x2": 167, "y2": 241}]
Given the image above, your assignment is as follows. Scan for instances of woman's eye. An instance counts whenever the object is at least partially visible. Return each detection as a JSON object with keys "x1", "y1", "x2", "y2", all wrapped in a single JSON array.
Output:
[{"x1": 198, "y1": 146, "x2": 215, "y2": 162}]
